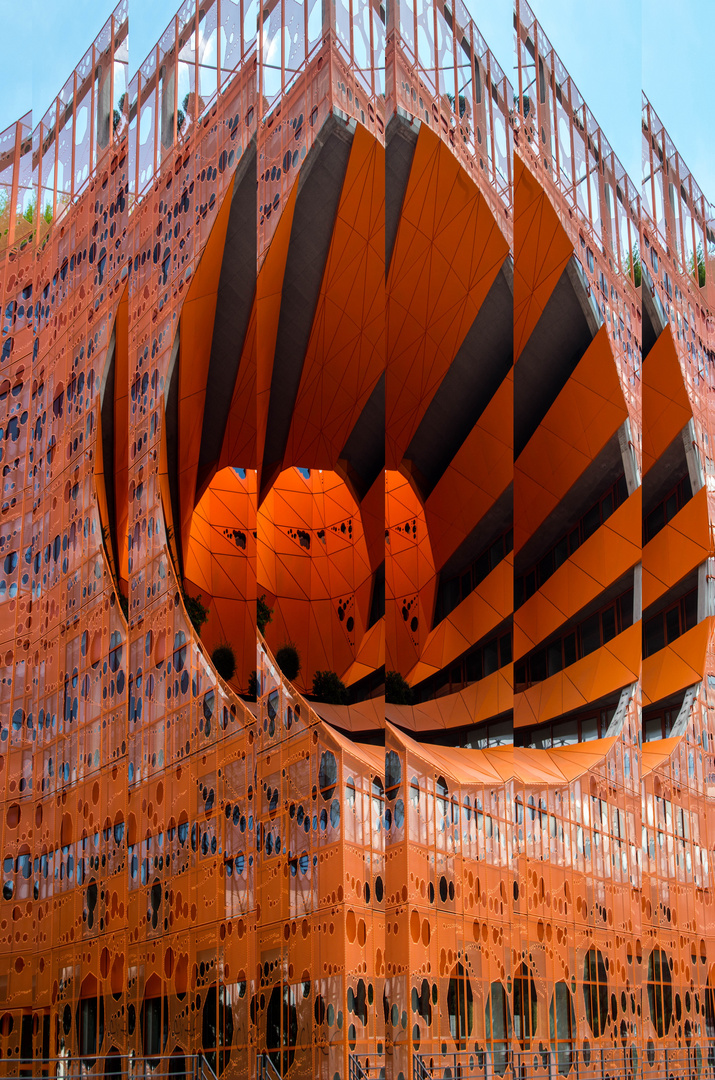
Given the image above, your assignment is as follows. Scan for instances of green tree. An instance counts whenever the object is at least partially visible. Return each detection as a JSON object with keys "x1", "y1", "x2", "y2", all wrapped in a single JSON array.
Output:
[
  {"x1": 212, "y1": 643, "x2": 236, "y2": 681},
  {"x1": 689, "y1": 241, "x2": 706, "y2": 289},
  {"x1": 312, "y1": 670, "x2": 348, "y2": 705},
  {"x1": 257, "y1": 594, "x2": 273, "y2": 635},
  {"x1": 623, "y1": 244, "x2": 641, "y2": 287},
  {"x1": 385, "y1": 670, "x2": 413, "y2": 706},
  {"x1": 275, "y1": 642, "x2": 301, "y2": 681},
  {"x1": 182, "y1": 589, "x2": 209, "y2": 634}
]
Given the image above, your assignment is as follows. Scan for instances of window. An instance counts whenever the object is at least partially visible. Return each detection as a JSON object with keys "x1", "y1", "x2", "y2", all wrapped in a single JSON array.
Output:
[
  {"x1": 647, "y1": 949, "x2": 672, "y2": 1037},
  {"x1": 435, "y1": 528, "x2": 513, "y2": 624},
  {"x1": 706, "y1": 968, "x2": 715, "y2": 1038},
  {"x1": 202, "y1": 984, "x2": 233, "y2": 1076},
  {"x1": 515, "y1": 589, "x2": 634, "y2": 690},
  {"x1": 141, "y1": 985, "x2": 168, "y2": 1063},
  {"x1": 550, "y1": 983, "x2": 575, "y2": 1075},
  {"x1": 513, "y1": 964, "x2": 537, "y2": 1046},
  {"x1": 516, "y1": 475, "x2": 628, "y2": 606},
  {"x1": 78, "y1": 992, "x2": 104, "y2": 1066},
  {"x1": 447, "y1": 962, "x2": 473, "y2": 1046},
  {"x1": 644, "y1": 474, "x2": 692, "y2": 542},
  {"x1": 642, "y1": 705, "x2": 678, "y2": 741},
  {"x1": 485, "y1": 982, "x2": 511, "y2": 1076},
  {"x1": 266, "y1": 983, "x2": 296, "y2": 1076},
  {"x1": 413, "y1": 629, "x2": 512, "y2": 702},
  {"x1": 643, "y1": 589, "x2": 697, "y2": 658},
  {"x1": 583, "y1": 947, "x2": 608, "y2": 1037}
]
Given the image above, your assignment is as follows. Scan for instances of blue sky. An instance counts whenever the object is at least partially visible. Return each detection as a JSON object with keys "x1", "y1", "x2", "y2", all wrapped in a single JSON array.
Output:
[
  {"x1": 471, "y1": 0, "x2": 641, "y2": 181},
  {"x1": 0, "y1": 0, "x2": 712, "y2": 203}
]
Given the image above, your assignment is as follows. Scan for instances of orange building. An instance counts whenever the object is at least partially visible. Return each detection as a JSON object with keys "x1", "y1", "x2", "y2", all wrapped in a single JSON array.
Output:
[{"x1": 1, "y1": 0, "x2": 715, "y2": 1078}]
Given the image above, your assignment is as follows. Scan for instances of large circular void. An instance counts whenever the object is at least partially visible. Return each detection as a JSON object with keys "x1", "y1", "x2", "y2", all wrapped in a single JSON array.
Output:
[{"x1": 184, "y1": 466, "x2": 377, "y2": 696}]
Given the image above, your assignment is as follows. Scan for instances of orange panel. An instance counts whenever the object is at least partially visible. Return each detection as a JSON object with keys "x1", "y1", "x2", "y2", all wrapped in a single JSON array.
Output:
[
  {"x1": 643, "y1": 323, "x2": 693, "y2": 475},
  {"x1": 513, "y1": 153, "x2": 574, "y2": 362},
  {"x1": 183, "y1": 467, "x2": 257, "y2": 691},
  {"x1": 178, "y1": 174, "x2": 236, "y2": 552},
  {"x1": 642, "y1": 619, "x2": 711, "y2": 704},
  {"x1": 284, "y1": 126, "x2": 385, "y2": 470},
  {"x1": 387, "y1": 667, "x2": 512, "y2": 733},
  {"x1": 386, "y1": 124, "x2": 509, "y2": 468},
  {"x1": 642, "y1": 486, "x2": 711, "y2": 609},
  {"x1": 218, "y1": 299, "x2": 258, "y2": 471},
  {"x1": 515, "y1": 325, "x2": 628, "y2": 552},
  {"x1": 425, "y1": 372, "x2": 513, "y2": 571},
  {"x1": 257, "y1": 468, "x2": 374, "y2": 691},
  {"x1": 514, "y1": 623, "x2": 640, "y2": 728},
  {"x1": 255, "y1": 181, "x2": 299, "y2": 494},
  {"x1": 385, "y1": 471, "x2": 435, "y2": 676},
  {"x1": 407, "y1": 554, "x2": 512, "y2": 685},
  {"x1": 515, "y1": 490, "x2": 641, "y2": 658}
]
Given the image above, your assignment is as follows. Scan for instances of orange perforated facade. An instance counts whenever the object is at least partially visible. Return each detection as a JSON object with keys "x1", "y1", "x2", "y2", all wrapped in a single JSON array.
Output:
[{"x1": 1, "y1": 1, "x2": 715, "y2": 1079}]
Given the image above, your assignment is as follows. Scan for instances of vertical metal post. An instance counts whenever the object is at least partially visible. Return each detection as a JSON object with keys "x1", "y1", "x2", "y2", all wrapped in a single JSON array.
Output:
[
  {"x1": 70, "y1": 70, "x2": 77, "y2": 201},
  {"x1": 90, "y1": 43, "x2": 96, "y2": 175},
  {"x1": 217, "y1": 0, "x2": 222, "y2": 96},
  {"x1": 53, "y1": 93, "x2": 60, "y2": 221},
  {"x1": 174, "y1": 15, "x2": 180, "y2": 148},
  {"x1": 134, "y1": 72, "x2": 142, "y2": 200},
  {"x1": 110, "y1": 15, "x2": 115, "y2": 149}
]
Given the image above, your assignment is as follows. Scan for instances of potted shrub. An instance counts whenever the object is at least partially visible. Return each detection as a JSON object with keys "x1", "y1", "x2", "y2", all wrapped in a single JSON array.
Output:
[
  {"x1": 385, "y1": 669, "x2": 413, "y2": 705},
  {"x1": 257, "y1": 594, "x2": 273, "y2": 635},
  {"x1": 312, "y1": 670, "x2": 348, "y2": 705},
  {"x1": 212, "y1": 643, "x2": 236, "y2": 682},
  {"x1": 182, "y1": 589, "x2": 209, "y2": 634},
  {"x1": 275, "y1": 642, "x2": 301, "y2": 681}
]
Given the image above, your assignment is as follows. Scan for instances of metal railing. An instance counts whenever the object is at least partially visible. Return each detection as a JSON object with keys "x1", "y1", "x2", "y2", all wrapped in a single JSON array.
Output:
[
  {"x1": 256, "y1": 1054, "x2": 281, "y2": 1080},
  {"x1": 413, "y1": 1046, "x2": 715, "y2": 1080},
  {"x1": 0, "y1": 1055, "x2": 202, "y2": 1080},
  {"x1": 197, "y1": 1054, "x2": 218, "y2": 1080},
  {"x1": 348, "y1": 1054, "x2": 385, "y2": 1080}
]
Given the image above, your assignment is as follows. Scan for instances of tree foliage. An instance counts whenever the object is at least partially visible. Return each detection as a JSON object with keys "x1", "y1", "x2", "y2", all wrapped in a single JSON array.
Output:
[
  {"x1": 276, "y1": 642, "x2": 301, "y2": 681},
  {"x1": 312, "y1": 670, "x2": 348, "y2": 705},
  {"x1": 257, "y1": 594, "x2": 273, "y2": 635},
  {"x1": 182, "y1": 589, "x2": 209, "y2": 634},
  {"x1": 623, "y1": 245, "x2": 641, "y2": 288},
  {"x1": 385, "y1": 670, "x2": 413, "y2": 706},
  {"x1": 212, "y1": 643, "x2": 237, "y2": 682}
]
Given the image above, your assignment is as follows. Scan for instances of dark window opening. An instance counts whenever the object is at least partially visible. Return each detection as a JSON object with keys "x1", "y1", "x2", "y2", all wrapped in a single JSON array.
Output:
[
  {"x1": 549, "y1": 983, "x2": 575, "y2": 1076},
  {"x1": 76, "y1": 995, "x2": 104, "y2": 1067},
  {"x1": 643, "y1": 589, "x2": 697, "y2": 658},
  {"x1": 447, "y1": 962, "x2": 473, "y2": 1046},
  {"x1": 513, "y1": 964, "x2": 537, "y2": 1046},
  {"x1": 583, "y1": 947, "x2": 608, "y2": 1037},
  {"x1": 368, "y1": 561, "x2": 385, "y2": 628},
  {"x1": 202, "y1": 985, "x2": 233, "y2": 1076},
  {"x1": 516, "y1": 475, "x2": 627, "y2": 607},
  {"x1": 515, "y1": 589, "x2": 633, "y2": 690},
  {"x1": 644, "y1": 473, "x2": 692, "y2": 543},
  {"x1": 265, "y1": 984, "x2": 296, "y2": 1077},
  {"x1": 412, "y1": 627, "x2": 512, "y2": 703},
  {"x1": 140, "y1": 981, "x2": 169, "y2": 1066},
  {"x1": 485, "y1": 982, "x2": 511, "y2": 1076},
  {"x1": 647, "y1": 948, "x2": 672, "y2": 1038},
  {"x1": 435, "y1": 528, "x2": 513, "y2": 625},
  {"x1": 642, "y1": 694, "x2": 685, "y2": 742}
]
